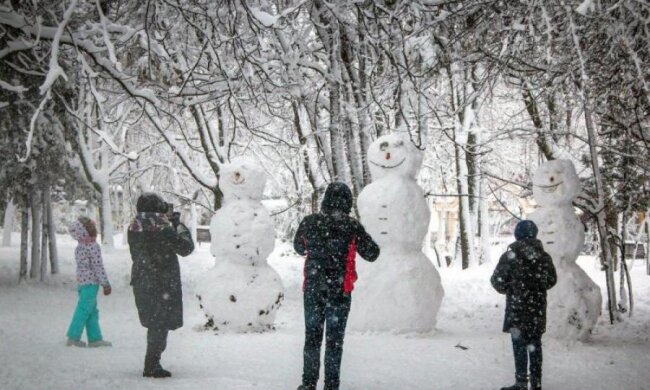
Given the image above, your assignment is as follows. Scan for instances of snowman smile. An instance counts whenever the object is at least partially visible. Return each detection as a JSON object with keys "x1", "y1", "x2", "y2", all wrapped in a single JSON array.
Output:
[
  {"x1": 232, "y1": 177, "x2": 246, "y2": 185},
  {"x1": 536, "y1": 182, "x2": 563, "y2": 193},
  {"x1": 370, "y1": 158, "x2": 406, "y2": 169}
]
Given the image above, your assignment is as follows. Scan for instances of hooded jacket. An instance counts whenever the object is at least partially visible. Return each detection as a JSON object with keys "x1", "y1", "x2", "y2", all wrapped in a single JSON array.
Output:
[
  {"x1": 128, "y1": 193, "x2": 194, "y2": 330},
  {"x1": 69, "y1": 219, "x2": 110, "y2": 287},
  {"x1": 293, "y1": 182, "x2": 380, "y2": 296},
  {"x1": 491, "y1": 220, "x2": 557, "y2": 336}
]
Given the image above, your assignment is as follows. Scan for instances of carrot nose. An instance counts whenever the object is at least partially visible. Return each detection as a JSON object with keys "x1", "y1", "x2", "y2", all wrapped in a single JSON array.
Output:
[{"x1": 385, "y1": 153, "x2": 391, "y2": 160}]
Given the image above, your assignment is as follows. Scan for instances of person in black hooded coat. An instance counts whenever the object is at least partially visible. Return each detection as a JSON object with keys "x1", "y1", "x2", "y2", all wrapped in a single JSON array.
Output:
[
  {"x1": 293, "y1": 182, "x2": 380, "y2": 390},
  {"x1": 491, "y1": 220, "x2": 557, "y2": 390},
  {"x1": 128, "y1": 193, "x2": 194, "y2": 378}
]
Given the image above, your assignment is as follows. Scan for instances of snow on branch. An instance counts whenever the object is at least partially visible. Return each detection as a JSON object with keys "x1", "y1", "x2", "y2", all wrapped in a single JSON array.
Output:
[
  {"x1": 39, "y1": 0, "x2": 78, "y2": 95},
  {"x1": 95, "y1": 0, "x2": 121, "y2": 71},
  {"x1": 0, "y1": 79, "x2": 28, "y2": 93},
  {"x1": 18, "y1": 0, "x2": 78, "y2": 162}
]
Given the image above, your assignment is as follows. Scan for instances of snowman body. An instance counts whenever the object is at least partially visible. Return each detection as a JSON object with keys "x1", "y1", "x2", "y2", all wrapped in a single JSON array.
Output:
[
  {"x1": 528, "y1": 159, "x2": 601, "y2": 341},
  {"x1": 349, "y1": 134, "x2": 444, "y2": 333},
  {"x1": 195, "y1": 158, "x2": 284, "y2": 332}
]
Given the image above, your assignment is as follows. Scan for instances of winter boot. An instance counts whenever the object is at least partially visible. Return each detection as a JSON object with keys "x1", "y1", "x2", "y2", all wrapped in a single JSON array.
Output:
[
  {"x1": 88, "y1": 340, "x2": 112, "y2": 348},
  {"x1": 143, "y1": 365, "x2": 172, "y2": 378},
  {"x1": 66, "y1": 338, "x2": 87, "y2": 347},
  {"x1": 144, "y1": 350, "x2": 171, "y2": 378},
  {"x1": 143, "y1": 367, "x2": 170, "y2": 378},
  {"x1": 500, "y1": 381, "x2": 528, "y2": 390}
]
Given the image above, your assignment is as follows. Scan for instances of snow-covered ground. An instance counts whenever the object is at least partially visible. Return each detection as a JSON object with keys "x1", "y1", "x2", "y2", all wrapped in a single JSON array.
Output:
[{"x1": 1, "y1": 233, "x2": 649, "y2": 389}]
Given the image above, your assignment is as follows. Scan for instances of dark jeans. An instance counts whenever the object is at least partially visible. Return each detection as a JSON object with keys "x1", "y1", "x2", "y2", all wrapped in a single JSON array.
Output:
[
  {"x1": 511, "y1": 331, "x2": 542, "y2": 386},
  {"x1": 145, "y1": 328, "x2": 169, "y2": 371},
  {"x1": 302, "y1": 289, "x2": 352, "y2": 390}
]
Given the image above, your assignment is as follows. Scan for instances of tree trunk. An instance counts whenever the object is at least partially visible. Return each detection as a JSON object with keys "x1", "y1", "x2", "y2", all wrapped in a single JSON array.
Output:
[
  {"x1": 478, "y1": 174, "x2": 491, "y2": 265},
  {"x1": 583, "y1": 103, "x2": 618, "y2": 323},
  {"x1": 455, "y1": 139, "x2": 473, "y2": 269},
  {"x1": 30, "y1": 191, "x2": 42, "y2": 279},
  {"x1": 645, "y1": 210, "x2": 650, "y2": 276},
  {"x1": 99, "y1": 187, "x2": 115, "y2": 248},
  {"x1": 293, "y1": 102, "x2": 319, "y2": 212},
  {"x1": 44, "y1": 186, "x2": 58, "y2": 274},
  {"x1": 2, "y1": 197, "x2": 15, "y2": 246},
  {"x1": 40, "y1": 193, "x2": 49, "y2": 282},
  {"x1": 19, "y1": 198, "x2": 29, "y2": 282}
]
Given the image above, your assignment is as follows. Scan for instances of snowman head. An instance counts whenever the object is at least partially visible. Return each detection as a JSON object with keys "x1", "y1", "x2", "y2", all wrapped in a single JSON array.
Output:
[
  {"x1": 368, "y1": 133, "x2": 423, "y2": 180},
  {"x1": 219, "y1": 157, "x2": 267, "y2": 201},
  {"x1": 532, "y1": 159, "x2": 581, "y2": 206}
]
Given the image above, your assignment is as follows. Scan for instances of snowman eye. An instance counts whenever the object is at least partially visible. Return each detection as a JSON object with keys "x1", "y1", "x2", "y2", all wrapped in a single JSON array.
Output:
[
  {"x1": 379, "y1": 142, "x2": 389, "y2": 151},
  {"x1": 394, "y1": 140, "x2": 404, "y2": 147}
]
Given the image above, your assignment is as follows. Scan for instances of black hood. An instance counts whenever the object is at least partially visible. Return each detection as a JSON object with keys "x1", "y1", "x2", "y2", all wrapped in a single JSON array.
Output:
[
  {"x1": 515, "y1": 220, "x2": 538, "y2": 241},
  {"x1": 136, "y1": 192, "x2": 168, "y2": 213},
  {"x1": 320, "y1": 182, "x2": 353, "y2": 215}
]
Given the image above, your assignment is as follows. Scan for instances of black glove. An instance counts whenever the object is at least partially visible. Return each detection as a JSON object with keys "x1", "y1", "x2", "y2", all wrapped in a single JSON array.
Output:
[{"x1": 169, "y1": 212, "x2": 181, "y2": 228}]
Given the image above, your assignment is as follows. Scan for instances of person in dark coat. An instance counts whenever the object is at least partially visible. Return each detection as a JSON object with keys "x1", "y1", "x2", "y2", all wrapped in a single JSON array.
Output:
[
  {"x1": 491, "y1": 220, "x2": 557, "y2": 390},
  {"x1": 293, "y1": 182, "x2": 380, "y2": 390},
  {"x1": 128, "y1": 193, "x2": 194, "y2": 378}
]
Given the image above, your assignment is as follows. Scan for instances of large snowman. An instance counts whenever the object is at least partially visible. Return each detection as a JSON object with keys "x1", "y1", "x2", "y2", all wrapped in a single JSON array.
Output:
[
  {"x1": 349, "y1": 133, "x2": 444, "y2": 333},
  {"x1": 195, "y1": 157, "x2": 284, "y2": 333},
  {"x1": 529, "y1": 159, "x2": 601, "y2": 341}
]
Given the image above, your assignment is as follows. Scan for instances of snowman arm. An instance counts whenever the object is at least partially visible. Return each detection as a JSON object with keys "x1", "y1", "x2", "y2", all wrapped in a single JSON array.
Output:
[
  {"x1": 355, "y1": 221, "x2": 380, "y2": 262},
  {"x1": 491, "y1": 252, "x2": 513, "y2": 294}
]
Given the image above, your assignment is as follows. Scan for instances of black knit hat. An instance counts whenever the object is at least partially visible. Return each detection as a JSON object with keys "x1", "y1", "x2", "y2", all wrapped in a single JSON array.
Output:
[
  {"x1": 514, "y1": 220, "x2": 538, "y2": 241},
  {"x1": 136, "y1": 192, "x2": 168, "y2": 213}
]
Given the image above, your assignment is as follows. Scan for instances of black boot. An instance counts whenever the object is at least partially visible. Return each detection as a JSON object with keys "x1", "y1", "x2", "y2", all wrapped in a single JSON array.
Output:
[
  {"x1": 143, "y1": 365, "x2": 172, "y2": 378},
  {"x1": 143, "y1": 329, "x2": 171, "y2": 378},
  {"x1": 500, "y1": 380, "x2": 528, "y2": 390},
  {"x1": 297, "y1": 385, "x2": 316, "y2": 390}
]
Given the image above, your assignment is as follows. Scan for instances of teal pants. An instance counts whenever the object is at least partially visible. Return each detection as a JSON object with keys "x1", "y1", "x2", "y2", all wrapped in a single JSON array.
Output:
[{"x1": 66, "y1": 284, "x2": 103, "y2": 342}]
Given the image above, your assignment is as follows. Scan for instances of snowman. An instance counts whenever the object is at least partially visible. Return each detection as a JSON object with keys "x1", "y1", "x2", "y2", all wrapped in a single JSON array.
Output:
[
  {"x1": 194, "y1": 157, "x2": 285, "y2": 333},
  {"x1": 529, "y1": 159, "x2": 601, "y2": 341},
  {"x1": 349, "y1": 133, "x2": 444, "y2": 333}
]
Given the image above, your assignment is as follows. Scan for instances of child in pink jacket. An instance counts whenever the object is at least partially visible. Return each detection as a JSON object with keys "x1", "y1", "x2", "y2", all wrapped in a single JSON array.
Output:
[{"x1": 65, "y1": 217, "x2": 112, "y2": 347}]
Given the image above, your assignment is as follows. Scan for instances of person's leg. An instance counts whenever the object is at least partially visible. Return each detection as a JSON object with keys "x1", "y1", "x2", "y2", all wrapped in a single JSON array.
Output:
[
  {"x1": 323, "y1": 295, "x2": 351, "y2": 390},
  {"x1": 511, "y1": 330, "x2": 529, "y2": 383},
  {"x1": 528, "y1": 336, "x2": 543, "y2": 389},
  {"x1": 85, "y1": 286, "x2": 103, "y2": 343},
  {"x1": 66, "y1": 285, "x2": 99, "y2": 344},
  {"x1": 501, "y1": 329, "x2": 529, "y2": 390},
  {"x1": 144, "y1": 328, "x2": 170, "y2": 377},
  {"x1": 302, "y1": 291, "x2": 326, "y2": 389}
]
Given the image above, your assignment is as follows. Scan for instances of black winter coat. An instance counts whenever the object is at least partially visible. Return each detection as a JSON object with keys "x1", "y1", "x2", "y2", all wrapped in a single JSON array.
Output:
[
  {"x1": 293, "y1": 183, "x2": 380, "y2": 298},
  {"x1": 128, "y1": 213, "x2": 194, "y2": 330},
  {"x1": 491, "y1": 238, "x2": 557, "y2": 337}
]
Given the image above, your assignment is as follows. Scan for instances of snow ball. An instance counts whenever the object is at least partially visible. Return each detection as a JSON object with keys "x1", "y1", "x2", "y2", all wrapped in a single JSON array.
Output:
[
  {"x1": 532, "y1": 159, "x2": 581, "y2": 206},
  {"x1": 367, "y1": 133, "x2": 423, "y2": 180},
  {"x1": 219, "y1": 157, "x2": 267, "y2": 201}
]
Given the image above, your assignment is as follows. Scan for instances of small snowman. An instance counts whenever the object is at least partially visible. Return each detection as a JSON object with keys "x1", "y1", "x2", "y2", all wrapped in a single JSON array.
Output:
[
  {"x1": 349, "y1": 133, "x2": 444, "y2": 333},
  {"x1": 195, "y1": 157, "x2": 284, "y2": 332},
  {"x1": 529, "y1": 159, "x2": 601, "y2": 341}
]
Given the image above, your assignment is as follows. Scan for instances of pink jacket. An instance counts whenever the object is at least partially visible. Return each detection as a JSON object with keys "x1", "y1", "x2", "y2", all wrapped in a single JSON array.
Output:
[{"x1": 69, "y1": 220, "x2": 110, "y2": 287}]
